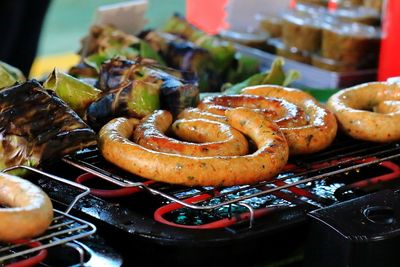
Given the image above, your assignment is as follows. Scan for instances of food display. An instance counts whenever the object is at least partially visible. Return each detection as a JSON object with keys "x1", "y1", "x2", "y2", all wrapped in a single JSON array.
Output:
[
  {"x1": 0, "y1": 172, "x2": 53, "y2": 242},
  {"x1": 1, "y1": 2, "x2": 399, "y2": 265},
  {"x1": 255, "y1": 2, "x2": 381, "y2": 72},
  {"x1": 327, "y1": 81, "x2": 400, "y2": 142}
]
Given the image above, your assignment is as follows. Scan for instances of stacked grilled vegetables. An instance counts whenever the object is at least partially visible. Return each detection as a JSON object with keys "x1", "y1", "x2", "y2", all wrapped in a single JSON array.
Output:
[{"x1": 47, "y1": 58, "x2": 199, "y2": 130}]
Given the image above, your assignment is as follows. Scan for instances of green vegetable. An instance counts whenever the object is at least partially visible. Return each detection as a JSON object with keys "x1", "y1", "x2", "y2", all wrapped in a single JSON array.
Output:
[
  {"x1": 222, "y1": 58, "x2": 300, "y2": 95},
  {"x1": 127, "y1": 79, "x2": 161, "y2": 116},
  {"x1": 43, "y1": 69, "x2": 102, "y2": 117},
  {"x1": 0, "y1": 61, "x2": 25, "y2": 89}
]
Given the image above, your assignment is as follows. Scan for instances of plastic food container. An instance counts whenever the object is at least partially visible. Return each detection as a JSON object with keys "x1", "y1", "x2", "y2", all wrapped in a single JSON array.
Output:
[
  {"x1": 311, "y1": 54, "x2": 358, "y2": 72},
  {"x1": 296, "y1": 0, "x2": 328, "y2": 7},
  {"x1": 273, "y1": 39, "x2": 312, "y2": 64},
  {"x1": 321, "y1": 22, "x2": 381, "y2": 65},
  {"x1": 219, "y1": 30, "x2": 268, "y2": 49},
  {"x1": 255, "y1": 14, "x2": 283, "y2": 38},
  {"x1": 339, "y1": 0, "x2": 364, "y2": 7},
  {"x1": 330, "y1": 6, "x2": 380, "y2": 25},
  {"x1": 363, "y1": 0, "x2": 384, "y2": 12},
  {"x1": 282, "y1": 12, "x2": 323, "y2": 53}
]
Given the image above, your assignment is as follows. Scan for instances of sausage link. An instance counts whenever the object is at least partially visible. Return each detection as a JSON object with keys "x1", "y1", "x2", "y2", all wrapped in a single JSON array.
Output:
[
  {"x1": 327, "y1": 81, "x2": 400, "y2": 142},
  {"x1": 133, "y1": 110, "x2": 248, "y2": 156},
  {"x1": 198, "y1": 94, "x2": 307, "y2": 128},
  {"x1": 99, "y1": 108, "x2": 289, "y2": 187},
  {"x1": 242, "y1": 85, "x2": 337, "y2": 155},
  {"x1": 0, "y1": 173, "x2": 53, "y2": 242}
]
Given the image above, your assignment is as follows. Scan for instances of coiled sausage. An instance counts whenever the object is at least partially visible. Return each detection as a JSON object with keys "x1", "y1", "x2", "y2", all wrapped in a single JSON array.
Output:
[
  {"x1": 133, "y1": 110, "x2": 248, "y2": 156},
  {"x1": 99, "y1": 108, "x2": 289, "y2": 187},
  {"x1": 327, "y1": 81, "x2": 400, "y2": 142},
  {"x1": 0, "y1": 172, "x2": 53, "y2": 242}
]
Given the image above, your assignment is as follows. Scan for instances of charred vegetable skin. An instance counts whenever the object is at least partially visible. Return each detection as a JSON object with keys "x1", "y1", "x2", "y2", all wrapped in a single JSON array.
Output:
[
  {"x1": 162, "y1": 15, "x2": 261, "y2": 91},
  {"x1": 0, "y1": 81, "x2": 96, "y2": 172},
  {"x1": 86, "y1": 58, "x2": 198, "y2": 129}
]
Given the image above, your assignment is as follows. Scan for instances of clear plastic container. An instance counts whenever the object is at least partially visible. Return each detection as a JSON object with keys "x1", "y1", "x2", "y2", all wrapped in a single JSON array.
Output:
[
  {"x1": 296, "y1": 0, "x2": 328, "y2": 7},
  {"x1": 255, "y1": 14, "x2": 283, "y2": 38},
  {"x1": 363, "y1": 0, "x2": 384, "y2": 12},
  {"x1": 272, "y1": 38, "x2": 312, "y2": 64},
  {"x1": 330, "y1": 6, "x2": 381, "y2": 25},
  {"x1": 321, "y1": 22, "x2": 381, "y2": 65},
  {"x1": 281, "y1": 11, "x2": 323, "y2": 53},
  {"x1": 338, "y1": 0, "x2": 364, "y2": 8},
  {"x1": 311, "y1": 54, "x2": 358, "y2": 72},
  {"x1": 219, "y1": 29, "x2": 268, "y2": 48}
]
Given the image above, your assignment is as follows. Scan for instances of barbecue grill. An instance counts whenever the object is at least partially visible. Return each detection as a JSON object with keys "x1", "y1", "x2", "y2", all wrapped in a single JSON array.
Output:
[{"x1": 24, "y1": 135, "x2": 400, "y2": 266}]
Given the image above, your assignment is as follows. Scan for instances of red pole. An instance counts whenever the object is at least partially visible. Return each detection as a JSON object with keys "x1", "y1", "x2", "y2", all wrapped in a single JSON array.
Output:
[{"x1": 378, "y1": 0, "x2": 400, "y2": 81}]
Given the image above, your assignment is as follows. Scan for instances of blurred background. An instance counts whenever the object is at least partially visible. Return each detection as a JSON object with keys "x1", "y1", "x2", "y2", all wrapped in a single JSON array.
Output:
[{"x1": 32, "y1": 0, "x2": 185, "y2": 77}]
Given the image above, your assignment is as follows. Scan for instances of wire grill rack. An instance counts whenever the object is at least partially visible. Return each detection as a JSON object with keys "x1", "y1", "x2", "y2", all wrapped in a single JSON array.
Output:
[
  {"x1": 0, "y1": 210, "x2": 96, "y2": 264},
  {"x1": 62, "y1": 138, "x2": 400, "y2": 216},
  {"x1": 0, "y1": 166, "x2": 96, "y2": 266}
]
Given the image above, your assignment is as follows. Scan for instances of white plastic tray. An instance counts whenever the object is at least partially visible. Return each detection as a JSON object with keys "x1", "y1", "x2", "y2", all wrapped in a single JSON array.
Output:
[{"x1": 235, "y1": 44, "x2": 377, "y2": 89}]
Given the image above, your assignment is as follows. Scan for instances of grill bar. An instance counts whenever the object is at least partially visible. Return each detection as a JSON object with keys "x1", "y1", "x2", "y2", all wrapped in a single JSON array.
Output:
[
  {"x1": 0, "y1": 210, "x2": 96, "y2": 262},
  {"x1": 63, "y1": 142, "x2": 400, "y2": 211},
  {"x1": 0, "y1": 166, "x2": 96, "y2": 265}
]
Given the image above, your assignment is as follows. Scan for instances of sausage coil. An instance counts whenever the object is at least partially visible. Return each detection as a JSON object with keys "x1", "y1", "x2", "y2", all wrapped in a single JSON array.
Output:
[
  {"x1": 327, "y1": 81, "x2": 400, "y2": 142},
  {"x1": 241, "y1": 85, "x2": 337, "y2": 155},
  {"x1": 133, "y1": 110, "x2": 249, "y2": 156},
  {"x1": 0, "y1": 172, "x2": 53, "y2": 242},
  {"x1": 99, "y1": 108, "x2": 289, "y2": 187}
]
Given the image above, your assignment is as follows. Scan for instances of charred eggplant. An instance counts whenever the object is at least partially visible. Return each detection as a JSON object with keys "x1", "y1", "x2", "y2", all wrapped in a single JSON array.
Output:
[{"x1": 0, "y1": 80, "x2": 96, "y2": 174}]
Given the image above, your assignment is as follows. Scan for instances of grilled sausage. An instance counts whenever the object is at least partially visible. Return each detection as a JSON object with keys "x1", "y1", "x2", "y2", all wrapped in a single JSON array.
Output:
[
  {"x1": 327, "y1": 81, "x2": 400, "y2": 142},
  {"x1": 0, "y1": 172, "x2": 53, "y2": 242},
  {"x1": 99, "y1": 108, "x2": 289, "y2": 187},
  {"x1": 133, "y1": 110, "x2": 248, "y2": 156},
  {"x1": 198, "y1": 94, "x2": 307, "y2": 128},
  {"x1": 242, "y1": 85, "x2": 337, "y2": 155},
  {"x1": 177, "y1": 108, "x2": 227, "y2": 123}
]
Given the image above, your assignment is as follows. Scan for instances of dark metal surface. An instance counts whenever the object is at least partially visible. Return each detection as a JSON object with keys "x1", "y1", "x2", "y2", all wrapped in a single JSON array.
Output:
[{"x1": 36, "y1": 136, "x2": 400, "y2": 266}]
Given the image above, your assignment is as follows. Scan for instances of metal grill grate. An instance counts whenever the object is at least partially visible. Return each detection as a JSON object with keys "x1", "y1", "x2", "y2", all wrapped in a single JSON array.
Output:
[
  {"x1": 62, "y1": 138, "x2": 400, "y2": 215},
  {"x1": 0, "y1": 210, "x2": 96, "y2": 264},
  {"x1": 0, "y1": 166, "x2": 96, "y2": 265}
]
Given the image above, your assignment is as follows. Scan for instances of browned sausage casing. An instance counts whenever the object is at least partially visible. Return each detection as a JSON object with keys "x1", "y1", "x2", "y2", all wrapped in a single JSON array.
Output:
[
  {"x1": 327, "y1": 81, "x2": 400, "y2": 142},
  {"x1": 133, "y1": 110, "x2": 249, "y2": 156},
  {"x1": 241, "y1": 85, "x2": 337, "y2": 155},
  {"x1": 198, "y1": 94, "x2": 307, "y2": 128},
  {"x1": 99, "y1": 108, "x2": 289, "y2": 187},
  {"x1": 0, "y1": 172, "x2": 53, "y2": 242}
]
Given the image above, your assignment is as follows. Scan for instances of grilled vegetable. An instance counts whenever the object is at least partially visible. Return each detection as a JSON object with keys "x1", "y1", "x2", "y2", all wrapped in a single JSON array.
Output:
[
  {"x1": 80, "y1": 25, "x2": 164, "y2": 71},
  {"x1": 43, "y1": 69, "x2": 102, "y2": 118},
  {"x1": 163, "y1": 15, "x2": 264, "y2": 91},
  {"x1": 0, "y1": 61, "x2": 25, "y2": 89},
  {"x1": 0, "y1": 81, "x2": 96, "y2": 175},
  {"x1": 91, "y1": 58, "x2": 199, "y2": 124},
  {"x1": 163, "y1": 14, "x2": 236, "y2": 73},
  {"x1": 222, "y1": 58, "x2": 300, "y2": 95},
  {"x1": 87, "y1": 76, "x2": 161, "y2": 130}
]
